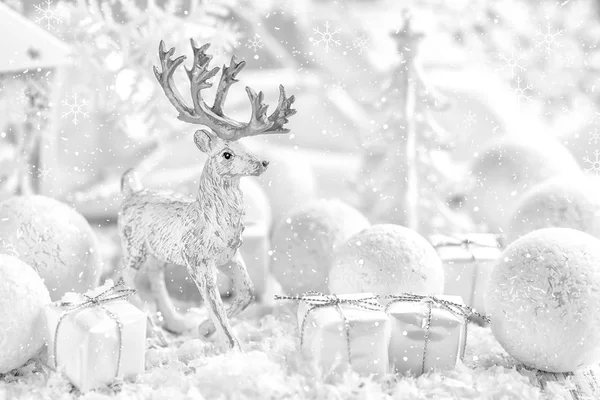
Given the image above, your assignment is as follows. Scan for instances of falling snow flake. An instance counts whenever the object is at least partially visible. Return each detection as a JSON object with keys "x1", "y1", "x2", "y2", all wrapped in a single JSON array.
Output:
[
  {"x1": 464, "y1": 111, "x2": 476, "y2": 127},
  {"x1": 34, "y1": 0, "x2": 62, "y2": 31},
  {"x1": 498, "y1": 51, "x2": 525, "y2": 78},
  {"x1": 311, "y1": 21, "x2": 341, "y2": 53},
  {"x1": 16, "y1": 89, "x2": 29, "y2": 105},
  {"x1": 352, "y1": 35, "x2": 369, "y2": 55},
  {"x1": 512, "y1": 77, "x2": 532, "y2": 104},
  {"x1": 584, "y1": 150, "x2": 600, "y2": 175},
  {"x1": 61, "y1": 93, "x2": 89, "y2": 125},
  {"x1": 34, "y1": 168, "x2": 51, "y2": 179},
  {"x1": 246, "y1": 34, "x2": 263, "y2": 53},
  {"x1": 590, "y1": 130, "x2": 600, "y2": 145},
  {"x1": 535, "y1": 21, "x2": 563, "y2": 54}
]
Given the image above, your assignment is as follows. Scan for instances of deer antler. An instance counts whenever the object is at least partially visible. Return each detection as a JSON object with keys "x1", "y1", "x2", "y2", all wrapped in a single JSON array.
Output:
[{"x1": 154, "y1": 39, "x2": 297, "y2": 141}]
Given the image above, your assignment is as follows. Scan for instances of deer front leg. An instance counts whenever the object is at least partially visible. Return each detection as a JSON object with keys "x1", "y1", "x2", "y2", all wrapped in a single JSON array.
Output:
[
  {"x1": 188, "y1": 261, "x2": 241, "y2": 351},
  {"x1": 199, "y1": 251, "x2": 255, "y2": 337}
]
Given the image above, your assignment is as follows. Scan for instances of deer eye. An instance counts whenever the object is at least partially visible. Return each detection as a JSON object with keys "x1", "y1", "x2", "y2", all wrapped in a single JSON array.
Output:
[{"x1": 222, "y1": 151, "x2": 232, "y2": 160}]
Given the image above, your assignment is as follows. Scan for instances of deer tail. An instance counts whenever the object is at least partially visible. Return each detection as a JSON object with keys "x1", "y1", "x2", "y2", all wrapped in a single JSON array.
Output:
[{"x1": 121, "y1": 168, "x2": 143, "y2": 198}]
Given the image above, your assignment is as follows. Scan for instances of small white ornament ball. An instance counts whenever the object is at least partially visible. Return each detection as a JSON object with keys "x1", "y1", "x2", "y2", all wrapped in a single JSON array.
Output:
[
  {"x1": 486, "y1": 228, "x2": 600, "y2": 372},
  {"x1": 462, "y1": 136, "x2": 581, "y2": 232},
  {"x1": 0, "y1": 254, "x2": 51, "y2": 373},
  {"x1": 251, "y1": 146, "x2": 318, "y2": 226},
  {"x1": 329, "y1": 224, "x2": 444, "y2": 296},
  {"x1": 507, "y1": 176, "x2": 600, "y2": 243},
  {"x1": 270, "y1": 199, "x2": 370, "y2": 294},
  {"x1": 0, "y1": 196, "x2": 103, "y2": 301}
]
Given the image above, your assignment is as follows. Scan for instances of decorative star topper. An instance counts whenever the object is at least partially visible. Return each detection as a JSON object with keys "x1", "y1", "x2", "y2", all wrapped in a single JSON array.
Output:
[{"x1": 391, "y1": 10, "x2": 425, "y2": 63}]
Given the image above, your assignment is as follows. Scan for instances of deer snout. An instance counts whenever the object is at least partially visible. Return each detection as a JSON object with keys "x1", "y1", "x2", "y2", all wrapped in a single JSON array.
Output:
[{"x1": 261, "y1": 160, "x2": 269, "y2": 168}]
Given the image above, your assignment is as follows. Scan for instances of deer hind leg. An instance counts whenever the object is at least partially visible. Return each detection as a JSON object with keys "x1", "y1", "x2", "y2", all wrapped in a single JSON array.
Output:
[
  {"x1": 188, "y1": 261, "x2": 241, "y2": 351},
  {"x1": 119, "y1": 228, "x2": 148, "y2": 309},
  {"x1": 199, "y1": 251, "x2": 255, "y2": 337},
  {"x1": 147, "y1": 262, "x2": 198, "y2": 334}
]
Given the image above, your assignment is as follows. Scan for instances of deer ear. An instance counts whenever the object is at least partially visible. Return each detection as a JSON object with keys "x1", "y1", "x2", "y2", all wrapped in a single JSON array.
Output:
[{"x1": 194, "y1": 129, "x2": 215, "y2": 152}]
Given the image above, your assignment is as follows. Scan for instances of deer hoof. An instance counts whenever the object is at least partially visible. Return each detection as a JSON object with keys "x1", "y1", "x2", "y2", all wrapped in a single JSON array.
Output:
[{"x1": 198, "y1": 319, "x2": 216, "y2": 337}]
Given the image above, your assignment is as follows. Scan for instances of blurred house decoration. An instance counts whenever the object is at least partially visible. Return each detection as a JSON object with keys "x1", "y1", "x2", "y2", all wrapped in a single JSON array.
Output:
[{"x1": 0, "y1": 2, "x2": 70, "y2": 200}]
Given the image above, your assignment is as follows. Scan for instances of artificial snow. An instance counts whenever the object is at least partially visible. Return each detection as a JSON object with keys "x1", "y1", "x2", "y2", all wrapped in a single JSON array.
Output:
[
  {"x1": 0, "y1": 303, "x2": 567, "y2": 400},
  {"x1": 0, "y1": 225, "x2": 576, "y2": 399}
]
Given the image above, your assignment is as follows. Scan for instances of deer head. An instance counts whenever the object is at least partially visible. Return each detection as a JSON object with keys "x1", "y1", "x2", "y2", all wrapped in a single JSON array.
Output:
[
  {"x1": 194, "y1": 129, "x2": 269, "y2": 178},
  {"x1": 153, "y1": 39, "x2": 296, "y2": 141}
]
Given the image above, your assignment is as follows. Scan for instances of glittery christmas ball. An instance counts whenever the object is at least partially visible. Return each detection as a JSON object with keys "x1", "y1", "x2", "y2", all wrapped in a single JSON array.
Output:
[
  {"x1": 0, "y1": 196, "x2": 103, "y2": 301},
  {"x1": 270, "y1": 199, "x2": 370, "y2": 294},
  {"x1": 462, "y1": 136, "x2": 581, "y2": 232},
  {"x1": 507, "y1": 176, "x2": 600, "y2": 243},
  {"x1": 486, "y1": 228, "x2": 600, "y2": 372},
  {"x1": 0, "y1": 254, "x2": 51, "y2": 373},
  {"x1": 328, "y1": 224, "x2": 444, "y2": 296}
]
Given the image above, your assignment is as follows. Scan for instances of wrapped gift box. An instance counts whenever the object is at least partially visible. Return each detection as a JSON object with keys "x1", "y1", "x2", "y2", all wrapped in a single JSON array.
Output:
[
  {"x1": 286, "y1": 292, "x2": 391, "y2": 378},
  {"x1": 385, "y1": 294, "x2": 469, "y2": 376},
  {"x1": 429, "y1": 233, "x2": 503, "y2": 315},
  {"x1": 43, "y1": 280, "x2": 146, "y2": 392}
]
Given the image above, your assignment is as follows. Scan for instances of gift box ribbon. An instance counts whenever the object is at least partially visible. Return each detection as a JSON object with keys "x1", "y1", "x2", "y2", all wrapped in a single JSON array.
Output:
[
  {"x1": 275, "y1": 292, "x2": 383, "y2": 368},
  {"x1": 431, "y1": 234, "x2": 503, "y2": 260},
  {"x1": 385, "y1": 293, "x2": 491, "y2": 375},
  {"x1": 53, "y1": 279, "x2": 136, "y2": 378}
]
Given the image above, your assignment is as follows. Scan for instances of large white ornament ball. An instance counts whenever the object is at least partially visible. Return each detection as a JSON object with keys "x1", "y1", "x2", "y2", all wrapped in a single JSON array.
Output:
[
  {"x1": 0, "y1": 254, "x2": 51, "y2": 373},
  {"x1": 462, "y1": 136, "x2": 581, "y2": 232},
  {"x1": 270, "y1": 199, "x2": 370, "y2": 294},
  {"x1": 486, "y1": 228, "x2": 600, "y2": 372},
  {"x1": 0, "y1": 196, "x2": 103, "y2": 301},
  {"x1": 507, "y1": 176, "x2": 600, "y2": 243},
  {"x1": 329, "y1": 224, "x2": 444, "y2": 296}
]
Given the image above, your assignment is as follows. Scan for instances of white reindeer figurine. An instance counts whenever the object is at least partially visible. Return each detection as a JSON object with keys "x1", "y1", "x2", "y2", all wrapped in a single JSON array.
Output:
[{"x1": 118, "y1": 39, "x2": 296, "y2": 350}]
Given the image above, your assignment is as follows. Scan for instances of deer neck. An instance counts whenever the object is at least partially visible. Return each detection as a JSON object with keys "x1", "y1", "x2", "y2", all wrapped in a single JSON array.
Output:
[{"x1": 196, "y1": 161, "x2": 245, "y2": 225}]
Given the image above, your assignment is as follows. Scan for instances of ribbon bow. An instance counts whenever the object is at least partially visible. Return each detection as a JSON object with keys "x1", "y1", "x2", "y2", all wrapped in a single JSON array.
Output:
[
  {"x1": 431, "y1": 233, "x2": 503, "y2": 261},
  {"x1": 385, "y1": 293, "x2": 490, "y2": 375},
  {"x1": 275, "y1": 291, "x2": 383, "y2": 367},
  {"x1": 53, "y1": 279, "x2": 136, "y2": 378}
]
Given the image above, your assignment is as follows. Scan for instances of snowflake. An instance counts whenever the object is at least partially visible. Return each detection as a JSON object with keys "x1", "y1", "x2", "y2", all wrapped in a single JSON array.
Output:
[
  {"x1": 498, "y1": 51, "x2": 525, "y2": 78},
  {"x1": 352, "y1": 35, "x2": 369, "y2": 55},
  {"x1": 584, "y1": 150, "x2": 600, "y2": 175},
  {"x1": 311, "y1": 21, "x2": 341, "y2": 53},
  {"x1": 34, "y1": 0, "x2": 62, "y2": 31},
  {"x1": 61, "y1": 93, "x2": 89, "y2": 125},
  {"x1": 34, "y1": 168, "x2": 51, "y2": 179},
  {"x1": 464, "y1": 111, "x2": 476, "y2": 127},
  {"x1": 327, "y1": 81, "x2": 346, "y2": 92},
  {"x1": 246, "y1": 34, "x2": 263, "y2": 53},
  {"x1": 512, "y1": 77, "x2": 532, "y2": 104},
  {"x1": 536, "y1": 21, "x2": 563, "y2": 54},
  {"x1": 16, "y1": 88, "x2": 29, "y2": 105},
  {"x1": 591, "y1": 130, "x2": 600, "y2": 145}
]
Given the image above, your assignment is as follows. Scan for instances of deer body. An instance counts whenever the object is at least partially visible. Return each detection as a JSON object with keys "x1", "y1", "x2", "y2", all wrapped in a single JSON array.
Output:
[
  {"x1": 119, "y1": 168, "x2": 245, "y2": 269},
  {"x1": 118, "y1": 40, "x2": 295, "y2": 350}
]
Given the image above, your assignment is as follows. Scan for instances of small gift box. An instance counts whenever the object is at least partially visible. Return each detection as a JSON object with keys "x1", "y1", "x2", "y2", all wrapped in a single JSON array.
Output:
[
  {"x1": 276, "y1": 292, "x2": 391, "y2": 378},
  {"x1": 518, "y1": 364, "x2": 600, "y2": 400},
  {"x1": 43, "y1": 279, "x2": 146, "y2": 392},
  {"x1": 429, "y1": 233, "x2": 503, "y2": 315},
  {"x1": 385, "y1": 294, "x2": 485, "y2": 376}
]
